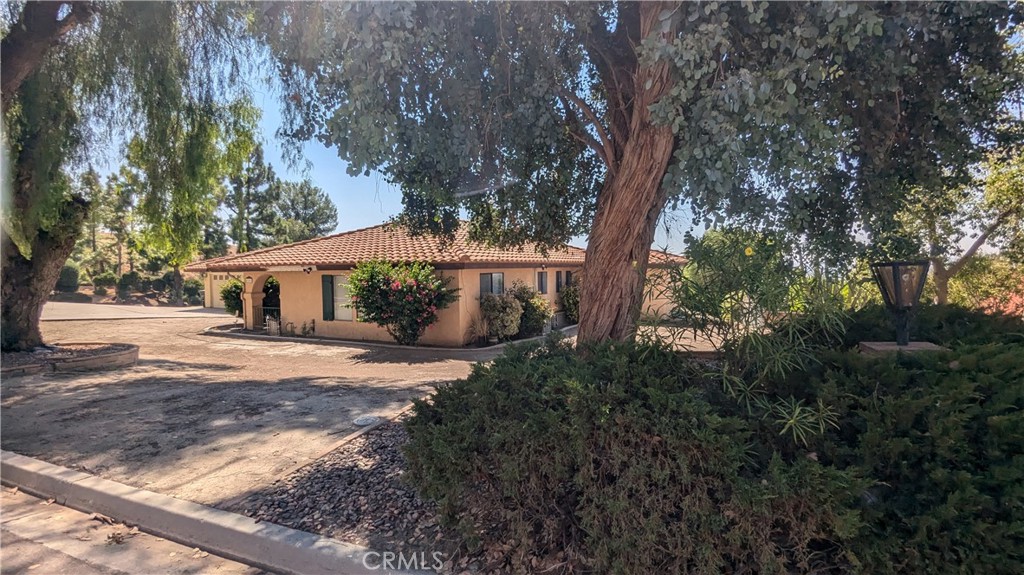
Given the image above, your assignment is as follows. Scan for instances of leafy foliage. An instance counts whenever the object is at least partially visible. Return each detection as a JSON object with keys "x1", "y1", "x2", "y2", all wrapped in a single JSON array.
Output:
[
  {"x1": 270, "y1": 180, "x2": 338, "y2": 244},
  {"x1": 841, "y1": 304, "x2": 1024, "y2": 349},
  {"x1": 219, "y1": 278, "x2": 244, "y2": 317},
  {"x1": 560, "y1": 275, "x2": 581, "y2": 325},
  {"x1": 405, "y1": 335, "x2": 1024, "y2": 574},
  {"x1": 405, "y1": 339, "x2": 864, "y2": 574},
  {"x1": 793, "y1": 345, "x2": 1024, "y2": 574},
  {"x1": 479, "y1": 294, "x2": 522, "y2": 341},
  {"x1": 265, "y1": 1, "x2": 1022, "y2": 257},
  {"x1": 347, "y1": 260, "x2": 459, "y2": 345},
  {"x1": 55, "y1": 263, "x2": 80, "y2": 293},
  {"x1": 92, "y1": 271, "x2": 117, "y2": 288},
  {"x1": 227, "y1": 143, "x2": 280, "y2": 252},
  {"x1": 506, "y1": 281, "x2": 553, "y2": 338}
]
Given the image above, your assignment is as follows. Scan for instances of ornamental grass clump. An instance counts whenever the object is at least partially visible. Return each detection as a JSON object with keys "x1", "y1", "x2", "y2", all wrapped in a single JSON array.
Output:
[{"x1": 348, "y1": 260, "x2": 459, "y2": 345}]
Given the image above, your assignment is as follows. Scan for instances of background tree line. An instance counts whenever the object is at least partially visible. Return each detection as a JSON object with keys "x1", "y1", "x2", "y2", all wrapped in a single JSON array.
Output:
[{"x1": 66, "y1": 140, "x2": 338, "y2": 303}]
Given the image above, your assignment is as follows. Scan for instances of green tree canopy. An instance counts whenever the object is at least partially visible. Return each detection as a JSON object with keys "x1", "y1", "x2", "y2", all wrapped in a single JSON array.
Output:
[
  {"x1": 227, "y1": 143, "x2": 280, "y2": 252},
  {"x1": 262, "y1": 1, "x2": 1023, "y2": 342},
  {"x1": 897, "y1": 147, "x2": 1024, "y2": 303},
  {"x1": 270, "y1": 179, "x2": 338, "y2": 244},
  {"x1": 1, "y1": 1, "x2": 265, "y2": 349}
]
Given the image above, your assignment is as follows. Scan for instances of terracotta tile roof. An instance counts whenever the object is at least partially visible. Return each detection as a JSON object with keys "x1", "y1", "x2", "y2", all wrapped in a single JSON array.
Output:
[
  {"x1": 185, "y1": 223, "x2": 588, "y2": 272},
  {"x1": 648, "y1": 250, "x2": 688, "y2": 267}
]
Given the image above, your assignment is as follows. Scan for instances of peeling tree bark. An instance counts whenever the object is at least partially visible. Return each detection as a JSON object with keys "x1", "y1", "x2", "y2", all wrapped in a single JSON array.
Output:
[{"x1": 576, "y1": 2, "x2": 678, "y2": 344}]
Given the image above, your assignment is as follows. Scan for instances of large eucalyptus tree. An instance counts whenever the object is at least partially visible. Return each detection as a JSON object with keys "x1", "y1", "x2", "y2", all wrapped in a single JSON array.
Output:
[
  {"x1": 262, "y1": 1, "x2": 1021, "y2": 343},
  {"x1": 1, "y1": 1, "x2": 261, "y2": 350}
]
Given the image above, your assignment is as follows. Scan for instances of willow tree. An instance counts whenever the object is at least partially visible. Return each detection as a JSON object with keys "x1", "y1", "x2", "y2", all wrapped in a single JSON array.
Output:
[
  {"x1": 1, "y1": 1, "x2": 260, "y2": 350},
  {"x1": 262, "y1": 1, "x2": 1021, "y2": 343},
  {"x1": 131, "y1": 99, "x2": 258, "y2": 304}
]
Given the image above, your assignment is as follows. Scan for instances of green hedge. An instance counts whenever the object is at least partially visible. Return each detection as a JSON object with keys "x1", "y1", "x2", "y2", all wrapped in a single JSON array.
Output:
[
  {"x1": 405, "y1": 339, "x2": 863, "y2": 573},
  {"x1": 404, "y1": 338, "x2": 1024, "y2": 574},
  {"x1": 842, "y1": 304, "x2": 1024, "y2": 348}
]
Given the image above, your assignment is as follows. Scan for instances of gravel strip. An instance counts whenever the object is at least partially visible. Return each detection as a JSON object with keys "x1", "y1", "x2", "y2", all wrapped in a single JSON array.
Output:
[
  {"x1": 1, "y1": 344, "x2": 134, "y2": 368},
  {"x1": 231, "y1": 419, "x2": 488, "y2": 572}
]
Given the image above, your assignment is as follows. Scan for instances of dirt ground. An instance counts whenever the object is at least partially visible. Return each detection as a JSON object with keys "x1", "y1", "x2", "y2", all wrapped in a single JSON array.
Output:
[{"x1": 1, "y1": 318, "x2": 487, "y2": 508}]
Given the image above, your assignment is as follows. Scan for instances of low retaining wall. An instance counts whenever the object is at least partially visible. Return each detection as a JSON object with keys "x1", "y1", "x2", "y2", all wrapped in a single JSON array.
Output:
[{"x1": 1, "y1": 344, "x2": 139, "y2": 377}]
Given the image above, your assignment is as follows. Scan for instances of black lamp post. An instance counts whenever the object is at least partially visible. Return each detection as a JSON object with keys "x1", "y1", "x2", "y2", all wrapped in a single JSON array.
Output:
[{"x1": 870, "y1": 260, "x2": 930, "y2": 346}]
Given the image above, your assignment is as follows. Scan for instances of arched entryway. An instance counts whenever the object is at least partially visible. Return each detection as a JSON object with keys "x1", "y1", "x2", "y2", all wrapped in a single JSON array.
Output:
[{"x1": 241, "y1": 274, "x2": 281, "y2": 331}]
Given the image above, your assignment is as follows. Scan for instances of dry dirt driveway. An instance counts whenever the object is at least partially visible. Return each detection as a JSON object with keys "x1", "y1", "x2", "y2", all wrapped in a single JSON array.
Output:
[{"x1": 1, "y1": 318, "x2": 488, "y2": 509}]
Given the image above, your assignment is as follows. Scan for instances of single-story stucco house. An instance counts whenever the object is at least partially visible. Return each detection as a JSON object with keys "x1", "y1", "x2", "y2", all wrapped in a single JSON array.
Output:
[{"x1": 185, "y1": 223, "x2": 684, "y2": 347}]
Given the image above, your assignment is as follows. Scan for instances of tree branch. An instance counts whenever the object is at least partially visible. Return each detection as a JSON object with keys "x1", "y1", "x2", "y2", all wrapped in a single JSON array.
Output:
[
  {"x1": 948, "y1": 207, "x2": 1015, "y2": 277},
  {"x1": 558, "y1": 94, "x2": 610, "y2": 168},
  {"x1": 559, "y1": 88, "x2": 618, "y2": 176},
  {"x1": 1, "y1": 1, "x2": 98, "y2": 113}
]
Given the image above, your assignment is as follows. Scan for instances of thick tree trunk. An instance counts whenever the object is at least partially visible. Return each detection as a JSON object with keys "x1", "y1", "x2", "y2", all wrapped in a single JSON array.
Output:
[
  {"x1": 576, "y1": 3, "x2": 677, "y2": 344},
  {"x1": 1, "y1": 197, "x2": 89, "y2": 351}
]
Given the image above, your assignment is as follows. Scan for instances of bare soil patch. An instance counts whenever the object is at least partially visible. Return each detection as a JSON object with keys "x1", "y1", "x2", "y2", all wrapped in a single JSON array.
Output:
[{"x1": 1, "y1": 318, "x2": 477, "y2": 506}]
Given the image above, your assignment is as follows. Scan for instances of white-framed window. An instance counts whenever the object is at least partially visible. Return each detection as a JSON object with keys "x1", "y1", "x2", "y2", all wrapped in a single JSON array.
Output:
[{"x1": 333, "y1": 275, "x2": 353, "y2": 321}]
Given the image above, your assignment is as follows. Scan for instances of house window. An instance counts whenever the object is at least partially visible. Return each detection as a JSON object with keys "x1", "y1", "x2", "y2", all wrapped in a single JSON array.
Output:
[
  {"x1": 321, "y1": 275, "x2": 353, "y2": 321},
  {"x1": 333, "y1": 275, "x2": 353, "y2": 321},
  {"x1": 537, "y1": 271, "x2": 548, "y2": 294},
  {"x1": 556, "y1": 271, "x2": 563, "y2": 293},
  {"x1": 565, "y1": 271, "x2": 574, "y2": 288},
  {"x1": 480, "y1": 272, "x2": 504, "y2": 295}
]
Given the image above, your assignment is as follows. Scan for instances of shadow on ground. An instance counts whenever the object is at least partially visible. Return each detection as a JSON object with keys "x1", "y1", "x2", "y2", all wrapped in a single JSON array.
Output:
[{"x1": 0, "y1": 360, "x2": 447, "y2": 506}]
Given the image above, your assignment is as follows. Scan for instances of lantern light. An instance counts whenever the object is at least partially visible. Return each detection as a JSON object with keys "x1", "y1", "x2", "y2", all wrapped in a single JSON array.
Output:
[{"x1": 869, "y1": 260, "x2": 930, "y2": 346}]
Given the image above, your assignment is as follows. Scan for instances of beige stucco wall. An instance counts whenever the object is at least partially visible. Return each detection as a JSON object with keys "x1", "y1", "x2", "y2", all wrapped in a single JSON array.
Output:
[
  {"x1": 643, "y1": 268, "x2": 676, "y2": 319},
  {"x1": 239, "y1": 264, "x2": 583, "y2": 347},
  {"x1": 203, "y1": 272, "x2": 240, "y2": 309}
]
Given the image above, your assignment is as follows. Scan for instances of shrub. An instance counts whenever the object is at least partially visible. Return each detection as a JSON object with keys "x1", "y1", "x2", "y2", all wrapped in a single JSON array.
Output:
[
  {"x1": 785, "y1": 344, "x2": 1024, "y2": 574},
  {"x1": 151, "y1": 277, "x2": 167, "y2": 293},
  {"x1": 405, "y1": 339, "x2": 863, "y2": 573},
  {"x1": 507, "y1": 281, "x2": 553, "y2": 338},
  {"x1": 183, "y1": 278, "x2": 203, "y2": 299},
  {"x1": 92, "y1": 271, "x2": 117, "y2": 288},
  {"x1": 348, "y1": 260, "x2": 459, "y2": 345},
  {"x1": 406, "y1": 338, "x2": 1024, "y2": 574},
  {"x1": 94, "y1": 285, "x2": 109, "y2": 296},
  {"x1": 118, "y1": 271, "x2": 141, "y2": 292},
  {"x1": 560, "y1": 276, "x2": 581, "y2": 324},
  {"x1": 55, "y1": 263, "x2": 80, "y2": 292},
  {"x1": 479, "y1": 293, "x2": 522, "y2": 340},
  {"x1": 841, "y1": 304, "x2": 1024, "y2": 348},
  {"x1": 220, "y1": 279, "x2": 244, "y2": 316}
]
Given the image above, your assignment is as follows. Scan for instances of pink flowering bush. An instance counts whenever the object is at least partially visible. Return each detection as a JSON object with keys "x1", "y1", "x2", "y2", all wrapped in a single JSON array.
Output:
[{"x1": 348, "y1": 260, "x2": 459, "y2": 345}]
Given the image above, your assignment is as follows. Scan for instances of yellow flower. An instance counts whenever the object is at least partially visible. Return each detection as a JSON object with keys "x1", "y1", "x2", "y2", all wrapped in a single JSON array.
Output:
[{"x1": 744, "y1": 247, "x2": 754, "y2": 257}]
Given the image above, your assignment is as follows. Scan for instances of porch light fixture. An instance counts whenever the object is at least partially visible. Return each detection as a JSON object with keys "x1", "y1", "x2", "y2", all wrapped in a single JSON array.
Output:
[
  {"x1": 869, "y1": 260, "x2": 930, "y2": 346},
  {"x1": 245, "y1": 276, "x2": 253, "y2": 284}
]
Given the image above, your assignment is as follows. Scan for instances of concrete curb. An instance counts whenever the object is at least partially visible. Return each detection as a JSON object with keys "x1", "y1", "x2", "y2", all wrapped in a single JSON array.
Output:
[
  {"x1": 0, "y1": 344, "x2": 139, "y2": 378},
  {"x1": 201, "y1": 324, "x2": 579, "y2": 354},
  {"x1": 1, "y1": 451, "x2": 429, "y2": 575}
]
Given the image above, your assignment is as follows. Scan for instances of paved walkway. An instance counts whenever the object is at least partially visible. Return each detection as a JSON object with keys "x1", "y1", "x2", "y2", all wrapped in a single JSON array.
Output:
[
  {"x1": 0, "y1": 488, "x2": 263, "y2": 575},
  {"x1": 42, "y1": 302, "x2": 232, "y2": 321}
]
